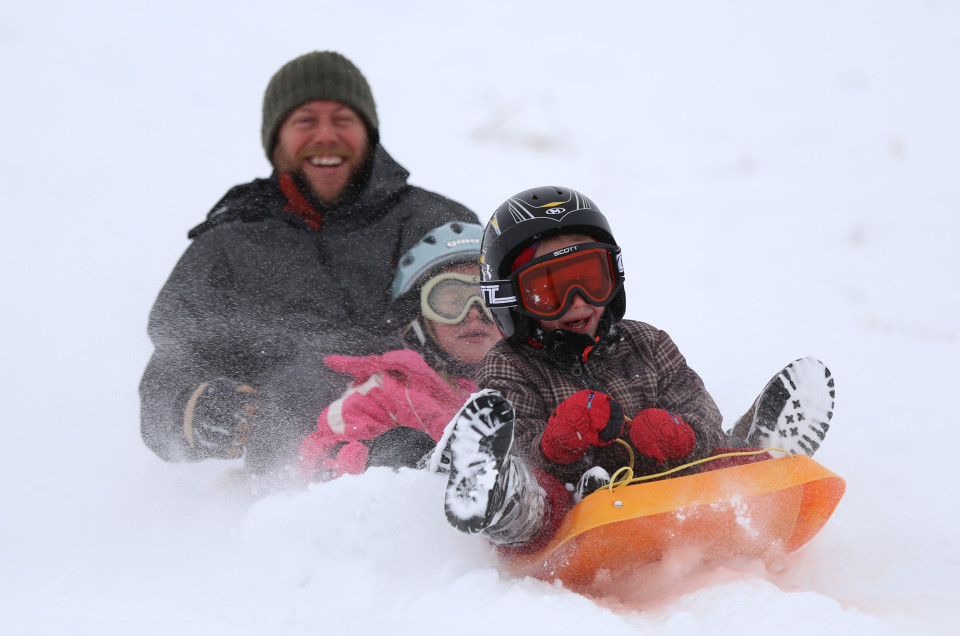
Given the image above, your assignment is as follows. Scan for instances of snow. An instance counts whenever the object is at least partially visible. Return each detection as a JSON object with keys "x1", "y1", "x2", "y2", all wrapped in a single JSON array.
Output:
[{"x1": 1, "y1": 1, "x2": 958, "y2": 633}]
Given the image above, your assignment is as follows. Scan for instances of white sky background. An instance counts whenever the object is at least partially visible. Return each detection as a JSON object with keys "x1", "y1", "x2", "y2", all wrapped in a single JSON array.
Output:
[{"x1": 1, "y1": 1, "x2": 958, "y2": 634}]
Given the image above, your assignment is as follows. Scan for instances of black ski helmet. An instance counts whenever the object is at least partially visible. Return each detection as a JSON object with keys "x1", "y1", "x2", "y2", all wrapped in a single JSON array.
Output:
[{"x1": 479, "y1": 186, "x2": 626, "y2": 338}]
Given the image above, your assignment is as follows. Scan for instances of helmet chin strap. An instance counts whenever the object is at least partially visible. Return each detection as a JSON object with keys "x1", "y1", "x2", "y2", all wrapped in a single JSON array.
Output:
[{"x1": 410, "y1": 319, "x2": 428, "y2": 346}]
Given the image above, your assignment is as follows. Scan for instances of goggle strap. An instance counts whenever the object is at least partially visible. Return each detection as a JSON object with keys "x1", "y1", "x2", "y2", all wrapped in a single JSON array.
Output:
[
  {"x1": 480, "y1": 280, "x2": 519, "y2": 309},
  {"x1": 514, "y1": 242, "x2": 619, "y2": 273},
  {"x1": 411, "y1": 319, "x2": 427, "y2": 345}
]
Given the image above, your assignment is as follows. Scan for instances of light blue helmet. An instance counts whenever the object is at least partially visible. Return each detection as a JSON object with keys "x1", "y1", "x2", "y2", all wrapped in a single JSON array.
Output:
[{"x1": 391, "y1": 222, "x2": 484, "y2": 300}]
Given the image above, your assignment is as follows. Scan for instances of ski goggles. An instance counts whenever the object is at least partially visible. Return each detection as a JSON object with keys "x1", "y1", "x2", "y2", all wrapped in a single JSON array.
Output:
[
  {"x1": 481, "y1": 243, "x2": 624, "y2": 319},
  {"x1": 420, "y1": 272, "x2": 494, "y2": 325}
]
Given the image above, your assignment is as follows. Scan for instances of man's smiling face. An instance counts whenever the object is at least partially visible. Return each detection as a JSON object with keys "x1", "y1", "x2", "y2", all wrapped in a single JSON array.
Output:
[{"x1": 272, "y1": 100, "x2": 370, "y2": 204}]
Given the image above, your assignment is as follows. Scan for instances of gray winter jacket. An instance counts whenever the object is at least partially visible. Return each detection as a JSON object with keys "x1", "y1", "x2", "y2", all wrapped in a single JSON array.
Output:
[{"x1": 140, "y1": 146, "x2": 478, "y2": 472}]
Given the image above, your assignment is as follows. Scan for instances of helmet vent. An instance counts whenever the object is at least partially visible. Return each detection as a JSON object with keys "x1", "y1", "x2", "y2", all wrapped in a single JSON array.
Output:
[
  {"x1": 424, "y1": 236, "x2": 436, "y2": 244},
  {"x1": 451, "y1": 223, "x2": 462, "y2": 233}
]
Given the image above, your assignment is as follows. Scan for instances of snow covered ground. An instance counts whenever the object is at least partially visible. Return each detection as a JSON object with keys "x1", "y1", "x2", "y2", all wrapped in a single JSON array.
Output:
[{"x1": 2, "y1": 1, "x2": 958, "y2": 633}]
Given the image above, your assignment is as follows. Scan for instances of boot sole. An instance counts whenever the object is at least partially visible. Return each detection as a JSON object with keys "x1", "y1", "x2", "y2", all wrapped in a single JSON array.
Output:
[
  {"x1": 746, "y1": 357, "x2": 835, "y2": 456},
  {"x1": 444, "y1": 390, "x2": 516, "y2": 534}
]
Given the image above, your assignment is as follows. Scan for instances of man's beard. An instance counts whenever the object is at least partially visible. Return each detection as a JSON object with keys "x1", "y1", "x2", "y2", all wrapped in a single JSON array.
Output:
[{"x1": 294, "y1": 147, "x2": 375, "y2": 210}]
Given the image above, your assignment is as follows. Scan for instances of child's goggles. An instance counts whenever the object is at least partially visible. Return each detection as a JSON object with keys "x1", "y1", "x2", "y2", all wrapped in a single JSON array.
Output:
[
  {"x1": 421, "y1": 272, "x2": 494, "y2": 325},
  {"x1": 482, "y1": 243, "x2": 624, "y2": 320}
]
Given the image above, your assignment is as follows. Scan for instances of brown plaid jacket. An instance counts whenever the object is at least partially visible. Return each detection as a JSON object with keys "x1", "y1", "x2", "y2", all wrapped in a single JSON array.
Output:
[{"x1": 476, "y1": 320, "x2": 726, "y2": 486}]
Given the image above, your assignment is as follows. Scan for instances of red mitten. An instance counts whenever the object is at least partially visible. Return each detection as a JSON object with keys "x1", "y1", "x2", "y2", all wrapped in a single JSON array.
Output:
[
  {"x1": 542, "y1": 390, "x2": 625, "y2": 464},
  {"x1": 629, "y1": 409, "x2": 696, "y2": 462}
]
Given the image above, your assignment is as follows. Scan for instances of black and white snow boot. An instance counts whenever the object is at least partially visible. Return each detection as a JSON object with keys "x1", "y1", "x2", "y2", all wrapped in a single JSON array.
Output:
[
  {"x1": 737, "y1": 357, "x2": 835, "y2": 457},
  {"x1": 443, "y1": 389, "x2": 517, "y2": 534},
  {"x1": 572, "y1": 466, "x2": 611, "y2": 504}
]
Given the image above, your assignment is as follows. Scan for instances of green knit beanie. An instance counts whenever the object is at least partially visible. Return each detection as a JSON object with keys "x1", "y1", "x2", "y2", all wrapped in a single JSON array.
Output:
[{"x1": 261, "y1": 51, "x2": 379, "y2": 163}]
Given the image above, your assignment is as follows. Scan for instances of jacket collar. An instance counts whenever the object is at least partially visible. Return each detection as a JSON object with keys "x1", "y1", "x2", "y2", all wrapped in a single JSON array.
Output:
[
  {"x1": 527, "y1": 311, "x2": 622, "y2": 370},
  {"x1": 190, "y1": 144, "x2": 411, "y2": 238}
]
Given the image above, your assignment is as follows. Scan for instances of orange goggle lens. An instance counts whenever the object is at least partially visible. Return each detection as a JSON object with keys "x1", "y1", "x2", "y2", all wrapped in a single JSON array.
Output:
[{"x1": 515, "y1": 247, "x2": 617, "y2": 318}]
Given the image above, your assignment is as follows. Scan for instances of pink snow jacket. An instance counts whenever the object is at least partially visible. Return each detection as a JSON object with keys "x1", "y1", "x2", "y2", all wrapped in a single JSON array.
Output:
[{"x1": 298, "y1": 349, "x2": 476, "y2": 481}]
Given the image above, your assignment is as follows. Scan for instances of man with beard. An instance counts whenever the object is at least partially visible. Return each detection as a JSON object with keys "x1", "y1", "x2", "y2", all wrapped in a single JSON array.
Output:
[{"x1": 140, "y1": 51, "x2": 478, "y2": 477}]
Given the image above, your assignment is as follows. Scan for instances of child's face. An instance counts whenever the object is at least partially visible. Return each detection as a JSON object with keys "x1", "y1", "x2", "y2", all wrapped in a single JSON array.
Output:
[
  {"x1": 425, "y1": 263, "x2": 502, "y2": 365},
  {"x1": 532, "y1": 236, "x2": 606, "y2": 338}
]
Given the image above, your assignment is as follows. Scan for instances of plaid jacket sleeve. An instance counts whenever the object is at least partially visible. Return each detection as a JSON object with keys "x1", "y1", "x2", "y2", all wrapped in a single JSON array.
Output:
[
  {"x1": 636, "y1": 325, "x2": 726, "y2": 461},
  {"x1": 474, "y1": 342, "x2": 565, "y2": 472}
]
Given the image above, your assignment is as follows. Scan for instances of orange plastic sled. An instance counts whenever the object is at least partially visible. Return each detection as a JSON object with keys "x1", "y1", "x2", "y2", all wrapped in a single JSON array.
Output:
[{"x1": 504, "y1": 454, "x2": 845, "y2": 590}]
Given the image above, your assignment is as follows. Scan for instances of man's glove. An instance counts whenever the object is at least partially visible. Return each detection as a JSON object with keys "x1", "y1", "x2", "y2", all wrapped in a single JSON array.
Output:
[
  {"x1": 629, "y1": 408, "x2": 695, "y2": 462},
  {"x1": 183, "y1": 377, "x2": 258, "y2": 459},
  {"x1": 541, "y1": 390, "x2": 625, "y2": 464}
]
